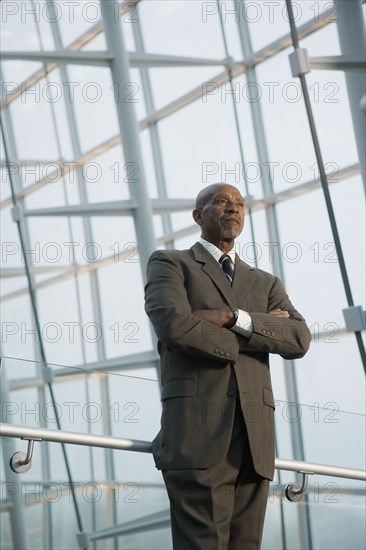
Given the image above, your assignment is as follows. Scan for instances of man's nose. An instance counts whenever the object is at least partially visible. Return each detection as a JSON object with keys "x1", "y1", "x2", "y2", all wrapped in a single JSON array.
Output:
[{"x1": 226, "y1": 201, "x2": 239, "y2": 212}]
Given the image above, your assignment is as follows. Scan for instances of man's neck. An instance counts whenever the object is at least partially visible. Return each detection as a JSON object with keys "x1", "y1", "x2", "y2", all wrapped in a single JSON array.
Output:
[{"x1": 201, "y1": 237, "x2": 234, "y2": 254}]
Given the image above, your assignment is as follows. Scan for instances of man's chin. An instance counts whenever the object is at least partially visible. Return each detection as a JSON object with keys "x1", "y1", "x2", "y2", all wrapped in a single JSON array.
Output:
[{"x1": 221, "y1": 229, "x2": 241, "y2": 240}]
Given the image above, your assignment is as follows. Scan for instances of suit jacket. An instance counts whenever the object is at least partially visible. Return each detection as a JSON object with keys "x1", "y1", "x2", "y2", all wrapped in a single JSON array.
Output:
[{"x1": 144, "y1": 242, "x2": 311, "y2": 480}]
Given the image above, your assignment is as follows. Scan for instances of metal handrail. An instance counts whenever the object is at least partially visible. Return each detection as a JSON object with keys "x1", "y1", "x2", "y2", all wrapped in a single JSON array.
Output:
[
  {"x1": 1, "y1": 423, "x2": 365, "y2": 481},
  {"x1": 0, "y1": 423, "x2": 151, "y2": 453}
]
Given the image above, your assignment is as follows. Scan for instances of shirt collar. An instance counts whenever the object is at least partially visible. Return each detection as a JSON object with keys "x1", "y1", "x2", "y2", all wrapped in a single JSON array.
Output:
[{"x1": 199, "y1": 238, "x2": 236, "y2": 264}]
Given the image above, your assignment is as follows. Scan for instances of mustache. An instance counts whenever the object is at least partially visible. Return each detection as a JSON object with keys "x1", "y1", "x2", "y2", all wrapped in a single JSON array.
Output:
[{"x1": 222, "y1": 217, "x2": 241, "y2": 224}]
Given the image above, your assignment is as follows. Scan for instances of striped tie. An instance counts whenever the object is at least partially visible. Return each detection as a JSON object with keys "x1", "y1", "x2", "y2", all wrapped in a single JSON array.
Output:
[{"x1": 219, "y1": 254, "x2": 234, "y2": 285}]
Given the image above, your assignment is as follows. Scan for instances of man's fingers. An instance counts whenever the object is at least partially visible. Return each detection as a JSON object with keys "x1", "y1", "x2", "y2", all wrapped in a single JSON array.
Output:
[{"x1": 269, "y1": 309, "x2": 290, "y2": 317}]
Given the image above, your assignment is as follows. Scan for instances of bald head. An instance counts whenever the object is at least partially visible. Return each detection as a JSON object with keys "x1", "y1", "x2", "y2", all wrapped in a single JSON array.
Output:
[
  {"x1": 193, "y1": 183, "x2": 245, "y2": 251},
  {"x1": 195, "y1": 183, "x2": 243, "y2": 209}
]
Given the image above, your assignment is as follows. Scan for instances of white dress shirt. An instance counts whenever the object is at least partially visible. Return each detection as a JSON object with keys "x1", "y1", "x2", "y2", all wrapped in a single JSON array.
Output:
[{"x1": 199, "y1": 238, "x2": 253, "y2": 337}]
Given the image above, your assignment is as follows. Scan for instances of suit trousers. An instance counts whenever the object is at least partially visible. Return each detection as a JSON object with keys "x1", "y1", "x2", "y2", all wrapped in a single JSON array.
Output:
[{"x1": 162, "y1": 396, "x2": 269, "y2": 550}]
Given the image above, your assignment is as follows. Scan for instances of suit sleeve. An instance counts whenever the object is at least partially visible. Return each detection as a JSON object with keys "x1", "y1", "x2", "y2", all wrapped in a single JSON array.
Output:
[
  {"x1": 236, "y1": 276, "x2": 311, "y2": 360},
  {"x1": 144, "y1": 251, "x2": 239, "y2": 363}
]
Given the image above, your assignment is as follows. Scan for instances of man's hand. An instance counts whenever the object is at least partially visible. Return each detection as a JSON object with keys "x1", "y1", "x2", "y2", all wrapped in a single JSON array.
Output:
[
  {"x1": 269, "y1": 309, "x2": 290, "y2": 318},
  {"x1": 193, "y1": 309, "x2": 234, "y2": 327}
]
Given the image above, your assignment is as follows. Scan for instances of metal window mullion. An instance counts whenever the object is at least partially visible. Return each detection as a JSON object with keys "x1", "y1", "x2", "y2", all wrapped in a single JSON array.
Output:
[
  {"x1": 100, "y1": 0, "x2": 156, "y2": 276},
  {"x1": 131, "y1": 18, "x2": 174, "y2": 248},
  {"x1": 333, "y1": 0, "x2": 366, "y2": 190}
]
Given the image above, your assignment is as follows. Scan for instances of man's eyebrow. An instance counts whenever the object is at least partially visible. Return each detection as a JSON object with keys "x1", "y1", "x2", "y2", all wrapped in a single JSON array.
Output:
[{"x1": 213, "y1": 193, "x2": 245, "y2": 202}]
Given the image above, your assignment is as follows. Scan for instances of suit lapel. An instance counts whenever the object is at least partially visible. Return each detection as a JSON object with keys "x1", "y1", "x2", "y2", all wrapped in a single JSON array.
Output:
[
  {"x1": 191, "y1": 242, "x2": 237, "y2": 310},
  {"x1": 231, "y1": 254, "x2": 257, "y2": 309},
  {"x1": 190, "y1": 243, "x2": 257, "y2": 311}
]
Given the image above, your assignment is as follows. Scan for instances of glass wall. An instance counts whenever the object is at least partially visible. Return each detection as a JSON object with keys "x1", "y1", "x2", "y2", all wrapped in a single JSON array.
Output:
[{"x1": 1, "y1": 1, "x2": 365, "y2": 548}]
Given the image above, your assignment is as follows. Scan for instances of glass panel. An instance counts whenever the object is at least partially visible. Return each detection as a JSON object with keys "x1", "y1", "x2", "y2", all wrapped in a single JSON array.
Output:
[
  {"x1": 244, "y1": 0, "x2": 338, "y2": 53},
  {"x1": 57, "y1": 1, "x2": 104, "y2": 47},
  {"x1": 300, "y1": 13, "x2": 341, "y2": 56},
  {"x1": 276, "y1": 190, "x2": 346, "y2": 327},
  {"x1": 139, "y1": 0, "x2": 225, "y2": 58},
  {"x1": 149, "y1": 66, "x2": 225, "y2": 111},
  {"x1": 328, "y1": 174, "x2": 365, "y2": 308},
  {"x1": 2, "y1": 61, "x2": 44, "y2": 91},
  {"x1": 158, "y1": 93, "x2": 244, "y2": 199},
  {"x1": 6, "y1": 96, "x2": 57, "y2": 161},
  {"x1": 255, "y1": 48, "x2": 319, "y2": 193},
  {"x1": 83, "y1": 146, "x2": 130, "y2": 204}
]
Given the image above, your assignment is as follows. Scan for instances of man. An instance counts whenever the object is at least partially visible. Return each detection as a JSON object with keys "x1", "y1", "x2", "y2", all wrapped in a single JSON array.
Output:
[{"x1": 144, "y1": 183, "x2": 311, "y2": 549}]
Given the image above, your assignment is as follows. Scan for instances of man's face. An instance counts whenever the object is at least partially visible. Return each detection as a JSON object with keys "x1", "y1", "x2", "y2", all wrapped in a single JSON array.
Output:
[{"x1": 193, "y1": 184, "x2": 245, "y2": 244}]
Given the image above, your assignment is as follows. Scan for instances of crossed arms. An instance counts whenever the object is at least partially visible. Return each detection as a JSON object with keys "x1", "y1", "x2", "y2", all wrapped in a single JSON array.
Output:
[{"x1": 145, "y1": 251, "x2": 311, "y2": 363}]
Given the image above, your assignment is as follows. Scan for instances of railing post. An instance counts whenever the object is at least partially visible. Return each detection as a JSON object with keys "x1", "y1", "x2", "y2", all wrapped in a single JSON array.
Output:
[{"x1": 0, "y1": 368, "x2": 30, "y2": 549}]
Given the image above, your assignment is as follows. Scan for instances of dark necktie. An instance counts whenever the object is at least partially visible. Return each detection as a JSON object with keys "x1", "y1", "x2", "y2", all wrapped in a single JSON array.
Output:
[{"x1": 219, "y1": 254, "x2": 234, "y2": 285}]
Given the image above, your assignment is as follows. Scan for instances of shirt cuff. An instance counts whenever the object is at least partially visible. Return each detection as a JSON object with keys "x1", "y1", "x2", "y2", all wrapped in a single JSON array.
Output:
[{"x1": 231, "y1": 309, "x2": 253, "y2": 337}]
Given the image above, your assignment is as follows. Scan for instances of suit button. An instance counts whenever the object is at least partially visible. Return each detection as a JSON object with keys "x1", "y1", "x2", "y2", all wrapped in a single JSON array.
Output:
[
  {"x1": 262, "y1": 329, "x2": 266, "y2": 334},
  {"x1": 271, "y1": 331, "x2": 275, "y2": 336},
  {"x1": 224, "y1": 352, "x2": 230, "y2": 357},
  {"x1": 214, "y1": 348, "x2": 219, "y2": 353},
  {"x1": 227, "y1": 389, "x2": 236, "y2": 396},
  {"x1": 219, "y1": 350, "x2": 224, "y2": 356}
]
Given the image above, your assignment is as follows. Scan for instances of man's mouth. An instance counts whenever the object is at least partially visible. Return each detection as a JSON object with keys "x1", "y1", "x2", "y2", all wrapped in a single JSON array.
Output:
[{"x1": 223, "y1": 218, "x2": 240, "y2": 225}]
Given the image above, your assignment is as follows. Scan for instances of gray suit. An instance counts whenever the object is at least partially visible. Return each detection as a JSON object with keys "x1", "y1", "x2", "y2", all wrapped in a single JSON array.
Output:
[{"x1": 144, "y1": 242, "x2": 311, "y2": 548}]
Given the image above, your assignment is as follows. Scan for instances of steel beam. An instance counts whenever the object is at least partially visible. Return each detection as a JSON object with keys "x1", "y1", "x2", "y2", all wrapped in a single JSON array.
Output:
[
  {"x1": 2, "y1": 50, "x2": 228, "y2": 68},
  {"x1": 23, "y1": 198, "x2": 194, "y2": 217},
  {"x1": 334, "y1": 0, "x2": 366, "y2": 189},
  {"x1": 128, "y1": 52, "x2": 227, "y2": 67},
  {"x1": 1, "y1": 266, "x2": 74, "y2": 277},
  {"x1": 100, "y1": 0, "x2": 156, "y2": 280},
  {"x1": 132, "y1": 18, "x2": 174, "y2": 248},
  {"x1": 1, "y1": 51, "x2": 113, "y2": 65},
  {"x1": 310, "y1": 55, "x2": 366, "y2": 71},
  {"x1": 24, "y1": 200, "x2": 137, "y2": 217}
]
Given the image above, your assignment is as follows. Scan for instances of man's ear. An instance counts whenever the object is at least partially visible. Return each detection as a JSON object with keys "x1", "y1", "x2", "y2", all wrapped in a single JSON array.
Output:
[{"x1": 192, "y1": 208, "x2": 202, "y2": 225}]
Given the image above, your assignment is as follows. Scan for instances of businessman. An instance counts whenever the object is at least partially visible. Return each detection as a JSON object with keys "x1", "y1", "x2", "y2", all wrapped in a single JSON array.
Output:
[{"x1": 144, "y1": 183, "x2": 311, "y2": 550}]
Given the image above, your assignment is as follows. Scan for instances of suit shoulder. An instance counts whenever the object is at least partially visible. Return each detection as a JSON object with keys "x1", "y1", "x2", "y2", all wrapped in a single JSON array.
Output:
[{"x1": 148, "y1": 248, "x2": 190, "y2": 264}]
